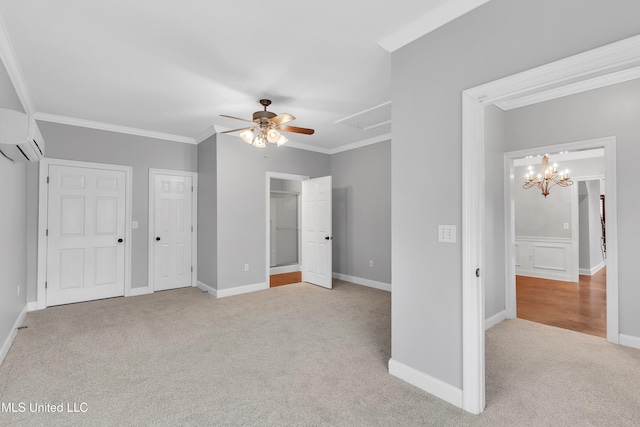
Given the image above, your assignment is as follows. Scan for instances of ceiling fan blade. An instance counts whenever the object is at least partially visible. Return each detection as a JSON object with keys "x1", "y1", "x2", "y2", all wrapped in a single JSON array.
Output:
[
  {"x1": 270, "y1": 113, "x2": 295, "y2": 126},
  {"x1": 221, "y1": 126, "x2": 254, "y2": 134},
  {"x1": 278, "y1": 125, "x2": 315, "y2": 135},
  {"x1": 220, "y1": 114, "x2": 255, "y2": 124}
]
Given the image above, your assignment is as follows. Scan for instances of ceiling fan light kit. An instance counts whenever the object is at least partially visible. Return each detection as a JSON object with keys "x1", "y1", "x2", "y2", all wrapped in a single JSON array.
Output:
[{"x1": 221, "y1": 99, "x2": 313, "y2": 148}]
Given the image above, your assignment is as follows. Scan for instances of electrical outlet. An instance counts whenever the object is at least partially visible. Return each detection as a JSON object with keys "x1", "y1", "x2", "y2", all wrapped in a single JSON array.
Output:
[
  {"x1": 244, "y1": 263, "x2": 249, "y2": 272},
  {"x1": 132, "y1": 221, "x2": 139, "y2": 229},
  {"x1": 563, "y1": 222, "x2": 569, "y2": 229},
  {"x1": 438, "y1": 225, "x2": 456, "y2": 243},
  {"x1": 369, "y1": 260, "x2": 373, "y2": 267}
]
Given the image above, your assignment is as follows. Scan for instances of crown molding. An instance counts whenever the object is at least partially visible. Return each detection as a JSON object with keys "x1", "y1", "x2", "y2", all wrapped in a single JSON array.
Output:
[
  {"x1": 495, "y1": 66, "x2": 640, "y2": 110},
  {"x1": 0, "y1": 14, "x2": 36, "y2": 114},
  {"x1": 194, "y1": 125, "x2": 217, "y2": 144},
  {"x1": 329, "y1": 133, "x2": 392, "y2": 155},
  {"x1": 377, "y1": 0, "x2": 491, "y2": 53},
  {"x1": 33, "y1": 113, "x2": 197, "y2": 144}
]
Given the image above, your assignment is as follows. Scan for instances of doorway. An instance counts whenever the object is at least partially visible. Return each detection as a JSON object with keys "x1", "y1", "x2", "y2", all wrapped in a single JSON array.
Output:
[
  {"x1": 269, "y1": 178, "x2": 302, "y2": 287},
  {"x1": 461, "y1": 35, "x2": 635, "y2": 414},
  {"x1": 510, "y1": 152, "x2": 607, "y2": 337}
]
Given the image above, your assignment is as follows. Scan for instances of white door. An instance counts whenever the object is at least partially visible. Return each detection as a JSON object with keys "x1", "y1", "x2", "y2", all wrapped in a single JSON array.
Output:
[
  {"x1": 153, "y1": 174, "x2": 193, "y2": 291},
  {"x1": 302, "y1": 176, "x2": 332, "y2": 289},
  {"x1": 46, "y1": 165, "x2": 126, "y2": 306}
]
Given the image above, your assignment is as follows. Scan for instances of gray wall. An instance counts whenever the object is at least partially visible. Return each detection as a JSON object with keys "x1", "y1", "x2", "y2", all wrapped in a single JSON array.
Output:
[
  {"x1": 484, "y1": 106, "x2": 505, "y2": 320},
  {"x1": 39, "y1": 121, "x2": 197, "y2": 291},
  {"x1": 0, "y1": 59, "x2": 27, "y2": 351},
  {"x1": 391, "y1": 0, "x2": 640, "y2": 389},
  {"x1": 216, "y1": 133, "x2": 330, "y2": 289},
  {"x1": 505, "y1": 77, "x2": 640, "y2": 336},
  {"x1": 197, "y1": 134, "x2": 217, "y2": 287},
  {"x1": 331, "y1": 140, "x2": 391, "y2": 284}
]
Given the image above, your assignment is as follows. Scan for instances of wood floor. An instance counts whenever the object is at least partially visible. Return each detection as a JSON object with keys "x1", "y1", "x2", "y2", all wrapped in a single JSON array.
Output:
[
  {"x1": 516, "y1": 267, "x2": 606, "y2": 338},
  {"x1": 270, "y1": 271, "x2": 302, "y2": 287}
]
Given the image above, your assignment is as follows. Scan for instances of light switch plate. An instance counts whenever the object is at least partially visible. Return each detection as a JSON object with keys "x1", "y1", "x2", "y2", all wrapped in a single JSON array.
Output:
[
  {"x1": 438, "y1": 225, "x2": 456, "y2": 243},
  {"x1": 132, "y1": 221, "x2": 139, "y2": 229}
]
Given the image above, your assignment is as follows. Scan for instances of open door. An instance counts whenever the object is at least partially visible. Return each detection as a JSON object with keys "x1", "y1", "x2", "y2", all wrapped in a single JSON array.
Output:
[{"x1": 302, "y1": 176, "x2": 332, "y2": 289}]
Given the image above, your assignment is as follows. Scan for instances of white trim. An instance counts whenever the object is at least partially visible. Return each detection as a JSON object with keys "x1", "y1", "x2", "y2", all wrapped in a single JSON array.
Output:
[
  {"x1": 148, "y1": 169, "x2": 198, "y2": 292},
  {"x1": 282, "y1": 140, "x2": 331, "y2": 154},
  {"x1": 216, "y1": 282, "x2": 268, "y2": 298},
  {"x1": 0, "y1": 304, "x2": 27, "y2": 366},
  {"x1": 194, "y1": 125, "x2": 217, "y2": 144},
  {"x1": 128, "y1": 286, "x2": 152, "y2": 297},
  {"x1": 485, "y1": 310, "x2": 506, "y2": 330},
  {"x1": 495, "y1": 66, "x2": 640, "y2": 111},
  {"x1": 197, "y1": 280, "x2": 217, "y2": 297},
  {"x1": 328, "y1": 133, "x2": 392, "y2": 155},
  {"x1": 515, "y1": 236, "x2": 573, "y2": 243},
  {"x1": 266, "y1": 172, "x2": 309, "y2": 290},
  {"x1": 37, "y1": 158, "x2": 133, "y2": 308},
  {"x1": 33, "y1": 113, "x2": 196, "y2": 145},
  {"x1": 463, "y1": 34, "x2": 640, "y2": 415},
  {"x1": 377, "y1": 0, "x2": 490, "y2": 53},
  {"x1": 0, "y1": 15, "x2": 35, "y2": 114},
  {"x1": 515, "y1": 269, "x2": 573, "y2": 282},
  {"x1": 388, "y1": 358, "x2": 463, "y2": 408},
  {"x1": 461, "y1": 91, "x2": 485, "y2": 414},
  {"x1": 332, "y1": 272, "x2": 391, "y2": 292},
  {"x1": 270, "y1": 264, "x2": 301, "y2": 275},
  {"x1": 27, "y1": 302, "x2": 38, "y2": 312},
  {"x1": 579, "y1": 261, "x2": 606, "y2": 276},
  {"x1": 512, "y1": 148, "x2": 604, "y2": 166},
  {"x1": 619, "y1": 334, "x2": 640, "y2": 350}
]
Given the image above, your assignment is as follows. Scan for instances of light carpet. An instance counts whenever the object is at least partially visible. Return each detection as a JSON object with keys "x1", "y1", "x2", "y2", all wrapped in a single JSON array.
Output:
[{"x1": 0, "y1": 280, "x2": 639, "y2": 426}]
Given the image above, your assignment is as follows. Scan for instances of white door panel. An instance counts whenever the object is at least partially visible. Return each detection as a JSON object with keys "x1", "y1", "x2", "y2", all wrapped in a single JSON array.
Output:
[
  {"x1": 302, "y1": 176, "x2": 332, "y2": 289},
  {"x1": 153, "y1": 174, "x2": 193, "y2": 291},
  {"x1": 47, "y1": 165, "x2": 126, "y2": 306}
]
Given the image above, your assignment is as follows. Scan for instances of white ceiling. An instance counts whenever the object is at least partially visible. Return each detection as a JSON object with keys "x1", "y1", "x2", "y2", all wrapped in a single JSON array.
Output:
[{"x1": 0, "y1": 0, "x2": 488, "y2": 152}]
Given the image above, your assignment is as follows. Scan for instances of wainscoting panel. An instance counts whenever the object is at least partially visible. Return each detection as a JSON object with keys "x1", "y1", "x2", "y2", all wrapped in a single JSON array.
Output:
[{"x1": 515, "y1": 236, "x2": 575, "y2": 281}]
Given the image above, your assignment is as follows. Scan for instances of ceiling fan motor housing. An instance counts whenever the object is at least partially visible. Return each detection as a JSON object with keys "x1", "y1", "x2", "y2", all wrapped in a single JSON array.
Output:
[{"x1": 253, "y1": 110, "x2": 276, "y2": 122}]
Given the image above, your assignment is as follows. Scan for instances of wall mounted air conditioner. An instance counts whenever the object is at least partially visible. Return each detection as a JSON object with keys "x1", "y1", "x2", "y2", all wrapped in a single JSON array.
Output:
[{"x1": 0, "y1": 108, "x2": 45, "y2": 162}]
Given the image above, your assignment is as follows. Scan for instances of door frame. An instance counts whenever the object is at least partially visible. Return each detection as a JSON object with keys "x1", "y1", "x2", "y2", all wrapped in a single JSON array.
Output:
[
  {"x1": 503, "y1": 139, "x2": 616, "y2": 328},
  {"x1": 148, "y1": 168, "x2": 198, "y2": 292},
  {"x1": 265, "y1": 172, "x2": 308, "y2": 284},
  {"x1": 462, "y1": 35, "x2": 639, "y2": 414},
  {"x1": 37, "y1": 158, "x2": 133, "y2": 309}
]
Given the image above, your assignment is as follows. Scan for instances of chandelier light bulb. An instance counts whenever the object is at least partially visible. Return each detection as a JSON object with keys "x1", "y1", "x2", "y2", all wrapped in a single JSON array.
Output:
[{"x1": 253, "y1": 136, "x2": 266, "y2": 148}]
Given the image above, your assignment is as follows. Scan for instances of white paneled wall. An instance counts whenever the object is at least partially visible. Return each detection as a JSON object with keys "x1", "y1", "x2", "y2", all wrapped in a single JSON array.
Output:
[{"x1": 515, "y1": 236, "x2": 576, "y2": 282}]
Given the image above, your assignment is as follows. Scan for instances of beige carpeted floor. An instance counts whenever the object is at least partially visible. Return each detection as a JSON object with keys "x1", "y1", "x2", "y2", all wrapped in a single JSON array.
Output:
[{"x1": 0, "y1": 280, "x2": 639, "y2": 426}]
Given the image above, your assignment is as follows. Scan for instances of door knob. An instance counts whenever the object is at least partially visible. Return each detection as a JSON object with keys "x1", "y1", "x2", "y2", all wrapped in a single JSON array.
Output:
[
  {"x1": 325, "y1": 236, "x2": 333, "y2": 240},
  {"x1": 156, "y1": 237, "x2": 161, "y2": 241},
  {"x1": 117, "y1": 238, "x2": 123, "y2": 243}
]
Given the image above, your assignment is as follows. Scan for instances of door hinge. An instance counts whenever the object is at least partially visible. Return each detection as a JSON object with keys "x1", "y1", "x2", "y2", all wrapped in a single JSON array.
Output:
[
  {"x1": 46, "y1": 229, "x2": 48, "y2": 236},
  {"x1": 45, "y1": 281, "x2": 48, "y2": 289},
  {"x1": 191, "y1": 266, "x2": 193, "y2": 272},
  {"x1": 191, "y1": 226, "x2": 193, "y2": 232},
  {"x1": 191, "y1": 186, "x2": 194, "y2": 192},
  {"x1": 46, "y1": 176, "x2": 49, "y2": 184}
]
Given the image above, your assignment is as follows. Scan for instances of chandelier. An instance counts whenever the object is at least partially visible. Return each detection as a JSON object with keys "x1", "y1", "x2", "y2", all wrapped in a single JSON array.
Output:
[{"x1": 523, "y1": 155, "x2": 573, "y2": 197}]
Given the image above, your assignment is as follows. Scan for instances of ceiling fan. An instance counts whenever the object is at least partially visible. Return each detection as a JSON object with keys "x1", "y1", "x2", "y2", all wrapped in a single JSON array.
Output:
[{"x1": 220, "y1": 99, "x2": 314, "y2": 148}]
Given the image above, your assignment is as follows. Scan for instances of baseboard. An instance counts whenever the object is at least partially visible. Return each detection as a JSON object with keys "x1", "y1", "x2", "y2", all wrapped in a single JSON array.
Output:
[
  {"x1": 216, "y1": 282, "x2": 269, "y2": 298},
  {"x1": 0, "y1": 304, "x2": 28, "y2": 366},
  {"x1": 197, "y1": 281, "x2": 218, "y2": 297},
  {"x1": 27, "y1": 301, "x2": 38, "y2": 312},
  {"x1": 485, "y1": 310, "x2": 506, "y2": 330},
  {"x1": 128, "y1": 286, "x2": 151, "y2": 297},
  {"x1": 515, "y1": 269, "x2": 573, "y2": 282},
  {"x1": 619, "y1": 334, "x2": 640, "y2": 350},
  {"x1": 388, "y1": 358, "x2": 462, "y2": 409},
  {"x1": 579, "y1": 261, "x2": 606, "y2": 276},
  {"x1": 270, "y1": 264, "x2": 301, "y2": 275},
  {"x1": 332, "y1": 272, "x2": 391, "y2": 292}
]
